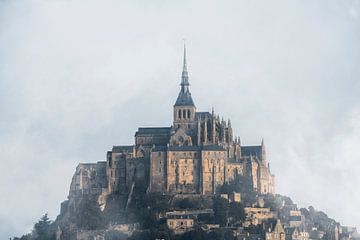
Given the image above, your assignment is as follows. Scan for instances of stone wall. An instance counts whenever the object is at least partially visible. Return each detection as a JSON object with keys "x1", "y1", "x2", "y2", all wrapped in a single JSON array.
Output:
[
  {"x1": 226, "y1": 162, "x2": 244, "y2": 182},
  {"x1": 125, "y1": 157, "x2": 149, "y2": 188},
  {"x1": 201, "y1": 150, "x2": 226, "y2": 194},
  {"x1": 167, "y1": 150, "x2": 200, "y2": 193},
  {"x1": 149, "y1": 150, "x2": 167, "y2": 192},
  {"x1": 69, "y1": 162, "x2": 107, "y2": 198}
]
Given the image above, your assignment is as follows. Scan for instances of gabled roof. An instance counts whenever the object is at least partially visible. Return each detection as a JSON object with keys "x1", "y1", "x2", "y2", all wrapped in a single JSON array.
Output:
[
  {"x1": 152, "y1": 145, "x2": 168, "y2": 152},
  {"x1": 202, "y1": 145, "x2": 226, "y2": 151},
  {"x1": 285, "y1": 227, "x2": 297, "y2": 235},
  {"x1": 168, "y1": 146, "x2": 201, "y2": 151},
  {"x1": 112, "y1": 145, "x2": 134, "y2": 153},
  {"x1": 241, "y1": 145, "x2": 262, "y2": 158},
  {"x1": 195, "y1": 112, "x2": 211, "y2": 120},
  {"x1": 135, "y1": 127, "x2": 171, "y2": 136}
]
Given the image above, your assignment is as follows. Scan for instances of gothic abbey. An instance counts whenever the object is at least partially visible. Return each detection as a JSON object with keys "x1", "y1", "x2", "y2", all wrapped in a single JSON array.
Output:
[
  {"x1": 104, "y1": 46, "x2": 275, "y2": 196},
  {"x1": 69, "y1": 46, "x2": 275, "y2": 202}
]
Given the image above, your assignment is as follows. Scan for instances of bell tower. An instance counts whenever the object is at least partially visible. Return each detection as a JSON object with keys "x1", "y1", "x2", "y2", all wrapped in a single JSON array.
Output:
[{"x1": 173, "y1": 44, "x2": 196, "y2": 130}]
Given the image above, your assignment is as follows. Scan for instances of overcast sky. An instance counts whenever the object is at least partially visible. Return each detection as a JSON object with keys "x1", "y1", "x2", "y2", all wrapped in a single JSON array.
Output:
[{"x1": 1, "y1": 0, "x2": 360, "y2": 238}]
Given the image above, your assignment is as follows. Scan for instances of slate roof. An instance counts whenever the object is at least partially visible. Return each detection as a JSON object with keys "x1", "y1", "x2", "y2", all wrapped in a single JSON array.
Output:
[
  {"x1": 285, "y1": 227, "x2": 296, "y2": 236},
  {"x1": 135, "y1": 127, "x2": 171, "y2": 136},
  {"x1": 195, "y1": 112, "x2": 211, "y2": 120},
  {"x1": 166, "y1": 145, "x2": 225, "y2": 151},
  {"x1": 202, "y1": 145, "x2": 226, "y2": 151},
  {"x1": 112, "y1": 145, "x2": 134, "y2": 153},
  {"x1": 152, "y1": 145, "x2": 168, "y2": 152},
  {"x1": 241, "y1": 145, "x2": 262, "y2": 158},
  {"x1": 168, "y1": 146, "x2": 201, "y2": 151},
  {"x1": 174, "y1": 90, "x2": 195, "y2": 106}
]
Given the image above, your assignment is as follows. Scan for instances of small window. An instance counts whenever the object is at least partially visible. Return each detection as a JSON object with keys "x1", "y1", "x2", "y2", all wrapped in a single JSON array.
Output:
[
  {"x1": 183, "y1": 109, "x2": 186, "y2": 119},
  {"x1": 187, "y1": 110, "x2": 191, "y2": 119}
]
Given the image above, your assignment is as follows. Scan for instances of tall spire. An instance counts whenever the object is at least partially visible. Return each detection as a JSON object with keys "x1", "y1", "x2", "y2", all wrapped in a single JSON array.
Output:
[
  {"x1": 174, "y1": 42, "x2": 195, "y2": 107},
  {"x1": 181, "y1": 42, "x2": 189, "y2": 92}
]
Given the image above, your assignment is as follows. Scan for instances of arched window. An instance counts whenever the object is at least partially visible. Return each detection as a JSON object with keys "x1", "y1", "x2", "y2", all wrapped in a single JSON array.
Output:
[
  {"x1": 187, "y1": 110, "x2": 191, "y2": 119},
  {"x1": 178, "y1": 109, "x2": 181, "y2": 119},
  {"x1": 183, "y1": 109, "x2": 186, "y2": 119}
]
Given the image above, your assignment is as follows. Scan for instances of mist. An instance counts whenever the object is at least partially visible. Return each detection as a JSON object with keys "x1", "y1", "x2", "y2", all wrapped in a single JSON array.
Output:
[{"x1": 1, "y1": 0, "x2": 360, "y2": 238}]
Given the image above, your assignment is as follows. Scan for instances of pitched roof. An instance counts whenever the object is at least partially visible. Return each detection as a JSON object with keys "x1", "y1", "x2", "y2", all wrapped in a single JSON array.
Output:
[
  {"x1": 152, "y1": 145, "x2": 168, "y2": 152},
  {"x1": 112, "y1": 145, "x2": 134, "y2": 153},
  {"x1": 135, "y1": 127, "x2": 171, "y2": 136},
  {"x1": 241, "y1": 145, "x2": 262, "y2": 158},
  {"x1": 202, "y1": 145, "x2": 226, "y2": 151},
  {"x1": 168, "y1": 146, "x2": 201, "y2": 151},
  {"x1": 195, "y1": 112, "x2": 211, "y2": 120},
  {"x1": 285, "y1": 227, "x2": 297, "y2": 235},
  {"x1": 174, "y1": 90, "x2": 195, "y2": 106}
]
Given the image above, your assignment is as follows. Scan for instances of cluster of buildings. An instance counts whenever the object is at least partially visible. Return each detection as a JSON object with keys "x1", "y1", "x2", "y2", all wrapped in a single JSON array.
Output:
[
  {"x1": 68, "y1": 45, "x2": 275, "y2": 206},
  {"x1": 61, "y1": 47, "x2": 359, "y2": 240},
  {"x1": 163, "y1": 194, "x2": 359, "y2": 240}
]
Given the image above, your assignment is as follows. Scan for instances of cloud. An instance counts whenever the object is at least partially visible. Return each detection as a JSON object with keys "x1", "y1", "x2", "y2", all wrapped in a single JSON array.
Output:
[{"x1": 0, "y1": 0, "x2": 359, "y2": 238}]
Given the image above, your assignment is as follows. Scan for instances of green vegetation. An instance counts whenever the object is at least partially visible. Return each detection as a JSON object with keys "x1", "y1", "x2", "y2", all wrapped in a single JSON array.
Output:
[
  {"x1": 126, "y1": 184, "x2": 171, "y2": 227},
  {"x1": 220, "y1": 175, "x2": 257, "y2": 205},
  {"x1": 213, "y1": 196, "x2": 245, "y2": 227},
  {"x1": 104, "y1": 230, "x2": 128, "y2": 240},
  {"x1": 213, "y1": 196, "x2": 229, "y2": 226},
  {"x1": 175, "y1": 227, "x2": 236, "y2": 240},
  {"x1": 73, "y1": 196, "x2": 106, "y2": 230},
  {"x1": 11, "y1": 214, "x2": 54, "y2": 240}
]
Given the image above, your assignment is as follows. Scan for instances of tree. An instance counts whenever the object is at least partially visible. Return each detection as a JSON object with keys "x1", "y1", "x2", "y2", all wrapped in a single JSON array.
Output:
[
  {"x1": 32, "y1": 213, "x2": 54, "y2": 240},
  {"x1": 152, "y1": 223, "x2": 172, "y2": 240},
  {"x1": 213, "y1": 196, "x2": 229, "y2": 227},
  {"x1": 228, "y1": 202, "x2": 245, "y2": 223},
  {"x1": 176, "y1": 226, "x2": 205, "y2": 240},
  {"x1": 105, "y1": 230, "x2": 128, "y2": 240},
  {"x1": 74, "y1": 196, "x2": 106, "y2": 230},
  {"x1": 264, "y1": 195, "x2": 282, "y2": 211},
  {"x1": 11, "y1": 235, "x2": 31, "y2": 240},
  {"x1": 128, "y1": 230, "x2": 152, "y2": 240}
]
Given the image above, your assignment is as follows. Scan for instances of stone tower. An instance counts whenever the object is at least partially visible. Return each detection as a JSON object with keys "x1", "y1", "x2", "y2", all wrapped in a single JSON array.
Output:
[{"x1": 173, "y1": 44, "x2": 196, "y2": 130}]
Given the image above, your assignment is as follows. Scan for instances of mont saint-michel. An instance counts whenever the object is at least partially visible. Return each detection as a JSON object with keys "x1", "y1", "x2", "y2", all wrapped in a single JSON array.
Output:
[
  {"x1": 72, "y1": 45, "x2": 275, "y2": 198},
  {"x1": 13, "y1": 48, "x2": 359, "y2": 240}
]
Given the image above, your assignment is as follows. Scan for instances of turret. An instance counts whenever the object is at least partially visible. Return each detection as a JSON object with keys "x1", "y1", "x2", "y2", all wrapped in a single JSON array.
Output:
[
  {"x1": 261, "y1": 138, "x2": 266, "y2": 163},
  {"x1": 211, "y1": 107, "x2": 216, "y2": 144},
  {"x1": 235, "y1": 136, "x2": 241, "y2": 159},
  {"x1": 222, "y1": 119, "x2": 226, "y2": 144},
  {"x1": 197, "y1": 117, "x2": 201, "y2": 146},
  {"x1": 204, "y1": 117, "x2": 208, "y2": 145},
  {"x1": 228, "y1": 119, "x2": 233, "y2": 143}
]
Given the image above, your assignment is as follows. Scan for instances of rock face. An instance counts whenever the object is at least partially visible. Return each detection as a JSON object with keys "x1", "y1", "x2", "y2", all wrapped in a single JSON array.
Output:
[
  {"x1": 60, "y1": 161, "x2": 108, "y2": 218},
  {"x1": 69, "y1": 162, "x2": 107, "y2": 197},
  {"x1": 57, "y1": 48, "x2": 276, "y2": 224},
  {"x1": 54, "y1": 48, "x2": 276, "y2": 239}
]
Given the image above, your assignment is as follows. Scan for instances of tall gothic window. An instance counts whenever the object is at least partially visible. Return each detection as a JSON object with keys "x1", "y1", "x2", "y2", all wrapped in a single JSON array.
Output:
[
  {"x1": 178, "y1": 109, "x2": 181, "y2": 119},
  {"x1": 183, "y1": 109, "x2": 186, "y2": 119},
  {"x1": 187, "y1": 110, "x2": 191, "y2": 119}
]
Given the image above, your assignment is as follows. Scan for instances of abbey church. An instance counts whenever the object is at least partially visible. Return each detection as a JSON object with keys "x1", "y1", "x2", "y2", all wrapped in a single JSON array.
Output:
[
  {"x1": 69, "y1": 47, "x2": 275, "y2": 204},
  {"x1": 103, "y1": 46, "x2": 275, "y2": 196}
]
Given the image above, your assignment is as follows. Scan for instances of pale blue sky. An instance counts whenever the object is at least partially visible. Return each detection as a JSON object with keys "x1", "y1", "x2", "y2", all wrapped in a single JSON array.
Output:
[{"x1": 1, "y1": 0, "x2": 360, "y2": 238}]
